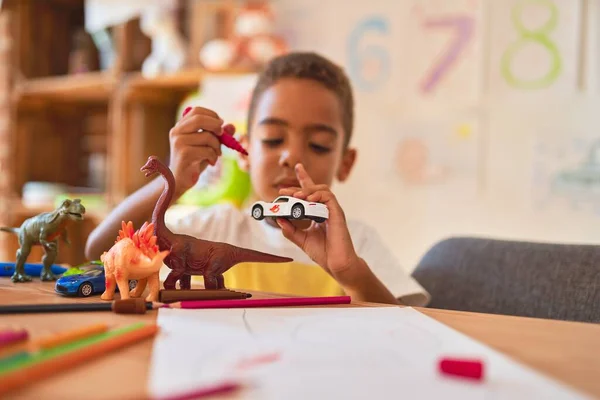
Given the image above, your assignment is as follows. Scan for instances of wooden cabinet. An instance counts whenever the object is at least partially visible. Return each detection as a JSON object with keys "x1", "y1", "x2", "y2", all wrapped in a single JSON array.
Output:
[{"x1": 0, "y1": 0, "x2": 248, "y2": 265}]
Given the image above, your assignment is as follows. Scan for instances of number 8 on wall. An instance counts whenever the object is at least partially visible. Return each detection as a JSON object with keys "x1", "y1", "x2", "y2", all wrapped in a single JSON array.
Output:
[{"x1": 501, "y1": 0, "x2": 562, "y2": 89}]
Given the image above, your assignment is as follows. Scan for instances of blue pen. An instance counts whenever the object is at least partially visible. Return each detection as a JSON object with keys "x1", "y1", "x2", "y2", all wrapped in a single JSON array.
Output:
[{"x1": 0, "y1": 262, "x2": 67, "y2": 277}]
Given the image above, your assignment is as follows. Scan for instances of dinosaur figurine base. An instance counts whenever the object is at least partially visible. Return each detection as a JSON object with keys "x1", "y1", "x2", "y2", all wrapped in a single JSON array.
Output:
[
  {"x1": 0, "y1": 199, "x2": 86, "y2": 283},
  {"x1": 141, "y1": 155, "x2": 293, "y2": 291}
]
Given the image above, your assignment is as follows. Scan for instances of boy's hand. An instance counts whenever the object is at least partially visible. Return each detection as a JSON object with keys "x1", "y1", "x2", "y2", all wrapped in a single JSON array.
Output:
[
  {"x1": 276, "y1": 164, "x2": 361, "y2": 285},
  {"x1": 168, "y1": 106, "x2": 224, "y2": 197}
]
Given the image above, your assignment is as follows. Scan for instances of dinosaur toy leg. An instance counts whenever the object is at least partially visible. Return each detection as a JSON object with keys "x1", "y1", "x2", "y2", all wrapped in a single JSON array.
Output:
[
  {"x1": 204, "y1": 273, "x2": 225, "y2": 290},
  {"x1": 179, "y1": 274, "x2": 191, "y2": 290},
  {"x1": 164, "y1": 270, "x2": 183, "y2": 290},
  {"x1": 101, "y1": 273, "x2": 117, "y2": 300},
  {"x1": 146, "y1": 273, "x2": 160, "y2": 302},
  {"x1": 115, "y1": 272, "x2": 131, "y2": 300},
  {"x1": 12, "y1": 242, "x2": 33, "y2": 283},
  {"x1": 40, "y1": 241, "x2": 59, "y2": 281},
  {"x1": 130, "y1": 278, "x2": 147, "y2": 298}
]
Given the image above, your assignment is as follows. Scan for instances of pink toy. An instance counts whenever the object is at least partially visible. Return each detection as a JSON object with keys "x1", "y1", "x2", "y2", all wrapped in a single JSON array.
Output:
[{"x1": 100, "y1": 221, "x2": 169, "y2": 302}]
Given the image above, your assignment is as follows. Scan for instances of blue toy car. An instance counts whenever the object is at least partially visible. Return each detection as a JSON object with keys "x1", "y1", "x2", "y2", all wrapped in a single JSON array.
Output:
[{"x1": 55, "y1": 265, "x2": 137, "y2": 297}]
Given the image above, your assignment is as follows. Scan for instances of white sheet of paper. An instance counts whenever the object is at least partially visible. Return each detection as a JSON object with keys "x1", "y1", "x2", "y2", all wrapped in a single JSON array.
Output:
[{"x1": 148, "y1": 307, "x2": 589, "y2": 400}]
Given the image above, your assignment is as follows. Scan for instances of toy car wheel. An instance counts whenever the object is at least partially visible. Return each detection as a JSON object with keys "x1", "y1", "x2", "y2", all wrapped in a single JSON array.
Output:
[
  {"x1": 129, "y1": 280, "x2": 138, "y2": 291},
  {"x1": 252, "y1": 205, "x2": 264, "y2": 220},
  {"x1": 291, "y1": 204, "x2": 304, "y2": 220},
  {"x1": 78, "y1": 282, "x2": 94, "y2": 297},
  {"x1": 313, "y1": 217, "x2": 326, "y2": 223}
]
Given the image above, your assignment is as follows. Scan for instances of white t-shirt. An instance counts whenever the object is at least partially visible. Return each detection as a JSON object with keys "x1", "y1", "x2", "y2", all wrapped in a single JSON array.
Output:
[{"x1": 164, "y1": 203, "x2": 430, "y2": 307}]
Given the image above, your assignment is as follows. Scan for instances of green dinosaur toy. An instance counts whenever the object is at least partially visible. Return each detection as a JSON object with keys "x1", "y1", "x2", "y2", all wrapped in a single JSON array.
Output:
[{"x1": 0, "y1": 198, "x2": 86, "y2": 282}]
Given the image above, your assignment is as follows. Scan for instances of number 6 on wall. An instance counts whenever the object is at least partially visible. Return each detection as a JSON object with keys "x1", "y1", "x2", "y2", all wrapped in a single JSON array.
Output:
[{"x1": 346, "y1": 16, "x2": 391, "y2": 92}]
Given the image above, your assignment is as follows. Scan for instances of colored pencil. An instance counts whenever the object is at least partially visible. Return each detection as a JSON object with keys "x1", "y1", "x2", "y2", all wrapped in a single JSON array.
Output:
[
  {"x1": 159, "y1": 289, "x2": 252, "y2": 303},
  {"x1": 154, "y1": 381, "x2": 242, "y2": 400},
  {"x1": 165, "y1": 295, "x2": 352, "y2": 309},
  {"x1": 0, "y1": 323, "x2": 158, "y2": 395},
  {"x1": 0, "y1": 298, "x2": 159, "y2": 314},
  {"x1": 35, "y1": 323, "x2": 108, "y2": 350},
  {"x1": 0, "y1": 322, "x2": 149, "y2": 374},
  {"x1": 0, "y1": 323, "x2": 108, "y2": 359},
  {"x1": 0, "y1": 330, "x2": 28, "y2": 348}
]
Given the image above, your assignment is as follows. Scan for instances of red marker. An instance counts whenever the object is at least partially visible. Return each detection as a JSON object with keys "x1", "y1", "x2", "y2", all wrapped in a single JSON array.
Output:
[
  {"x1": 182, "y1": 107, "x2": 248, "y2": 156},
  {"x1": 438, "y1": 358, "x2": 484, "y2": 381}
]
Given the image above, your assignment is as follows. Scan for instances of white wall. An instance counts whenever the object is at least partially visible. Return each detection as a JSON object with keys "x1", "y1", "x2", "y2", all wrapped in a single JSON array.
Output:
[{"x1": 273, "y1": 0, "x2": 600, "y2": 271}]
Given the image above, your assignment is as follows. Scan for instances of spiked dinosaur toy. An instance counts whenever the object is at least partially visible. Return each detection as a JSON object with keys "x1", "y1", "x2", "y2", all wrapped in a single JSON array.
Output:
[
  {"x1": 0, "y1": 199, "x2": 85, "y2": 282},
  {"x1": 100, "y1": 221, "x2": 169, "y2": 302},
  {"x1": 141, "y1": 155, "x2": 293, "y2": 290}
]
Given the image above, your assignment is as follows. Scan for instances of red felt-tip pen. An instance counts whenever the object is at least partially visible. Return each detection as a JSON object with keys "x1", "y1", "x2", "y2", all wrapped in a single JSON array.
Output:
[{"x1": 438, "y1": 357, "x2": 484, "y2": 381}]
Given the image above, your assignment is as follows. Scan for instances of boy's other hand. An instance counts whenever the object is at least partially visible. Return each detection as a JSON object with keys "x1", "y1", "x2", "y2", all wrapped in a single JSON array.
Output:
[
  {"x1": 168, "y1": 106, "x2": 224, "y2": 197},
  {"x1": 276, "y1": 163, "x2": 361, "y2": 285}
]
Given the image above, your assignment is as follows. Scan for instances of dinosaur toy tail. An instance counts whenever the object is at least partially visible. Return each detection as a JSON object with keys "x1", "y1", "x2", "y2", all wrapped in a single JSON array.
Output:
[
  {"x1": 0, "y1": 227, "x2": 19, "y2": 235},
  {"x1": 232, "y1": 246, "x2": 293, "y2": 265}
]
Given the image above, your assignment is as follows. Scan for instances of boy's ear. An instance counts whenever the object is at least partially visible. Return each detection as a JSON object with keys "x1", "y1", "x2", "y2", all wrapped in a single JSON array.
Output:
[
  {"x1": 336, "y1": 147, "x2": 357, "y2": 182},
  {"x1": 236, "y1": 134, "x2": 250, "y2": 172}
]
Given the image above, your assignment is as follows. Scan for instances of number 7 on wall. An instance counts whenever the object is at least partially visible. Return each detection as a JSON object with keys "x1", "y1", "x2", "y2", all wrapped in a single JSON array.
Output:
[{"x1": 419, "y1": 15, "x2": 475, "y2": 94}]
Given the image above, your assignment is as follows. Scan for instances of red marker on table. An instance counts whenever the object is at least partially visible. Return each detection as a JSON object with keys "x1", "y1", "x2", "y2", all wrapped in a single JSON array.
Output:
[
  {"x1": 438, "y1": 357, "x2": 484, "y2": 381},
  {"x1": 182, "y1": 107, "x2": 248, "y2": 156}
]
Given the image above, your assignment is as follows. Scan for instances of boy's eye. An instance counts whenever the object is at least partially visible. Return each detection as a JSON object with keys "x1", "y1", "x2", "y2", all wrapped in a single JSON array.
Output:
[
  {"x1": 310, "y1": 143, "x2": 332, "y2": 154},
  {"x1": 262, "y1": 138, "x2": 283, "y2": 147}
]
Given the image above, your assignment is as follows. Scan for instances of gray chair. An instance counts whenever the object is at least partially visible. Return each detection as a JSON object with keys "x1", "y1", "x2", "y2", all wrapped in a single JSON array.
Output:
[{"x1": 411, "y1": 237, "x2": 600, "y2": 323}]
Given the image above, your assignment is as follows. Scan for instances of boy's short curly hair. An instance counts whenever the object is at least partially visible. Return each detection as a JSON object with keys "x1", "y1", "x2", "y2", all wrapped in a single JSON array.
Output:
[{"x1": 247, "y1": 52, "x2": 354, "y2": 148}]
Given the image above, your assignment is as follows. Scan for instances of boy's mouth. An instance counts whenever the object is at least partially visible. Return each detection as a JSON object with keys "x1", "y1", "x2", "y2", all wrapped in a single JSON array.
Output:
[{"x1": 274, "y1": 179, "x2": 300, "y2": 190}]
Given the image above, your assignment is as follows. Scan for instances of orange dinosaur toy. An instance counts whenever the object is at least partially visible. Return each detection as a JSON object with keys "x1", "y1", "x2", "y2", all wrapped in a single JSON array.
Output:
[{"x1": 100, "y1": 221, "x2": 169, "y2": 302}]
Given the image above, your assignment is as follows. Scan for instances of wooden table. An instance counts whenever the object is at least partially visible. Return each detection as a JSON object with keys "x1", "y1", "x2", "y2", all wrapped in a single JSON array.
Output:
[{"x1": 2, "y1": 280, "x2": 600, "y2": 400}]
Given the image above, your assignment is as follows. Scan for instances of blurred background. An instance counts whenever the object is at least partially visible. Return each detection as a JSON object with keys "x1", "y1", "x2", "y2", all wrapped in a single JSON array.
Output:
[{"x1": 0, "y1": 0, "x2": 597, "y2": 274}]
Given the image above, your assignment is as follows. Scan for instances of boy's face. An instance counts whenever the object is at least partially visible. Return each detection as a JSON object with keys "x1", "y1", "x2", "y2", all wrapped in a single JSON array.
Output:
[{"x1": 242, "y1": 78, "x2": 356, "y2": 202}]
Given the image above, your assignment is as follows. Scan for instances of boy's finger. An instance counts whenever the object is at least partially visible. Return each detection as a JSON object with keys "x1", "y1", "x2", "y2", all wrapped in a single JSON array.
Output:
[
  {"x1": 182, "y1": 106, "x2": 220, "y2": 119},
  {"x1": 295, "y1": 164, "x2": 315, "y2": 188},
  {"x1": 172, "y1": 131, "x2": 222, "y2": 156},
  {"x1": 276, "y1": 218, "x2": 307, "y2": 250},
  {"x1": 278, "y1": 187, "x2": 302, "y2": 196},
  {"x1": 293, "y1": 184, "x2": 329, "y2": 198},
  {"x1": 175, "y1": 114, "x2": 224, "y2": 136}
]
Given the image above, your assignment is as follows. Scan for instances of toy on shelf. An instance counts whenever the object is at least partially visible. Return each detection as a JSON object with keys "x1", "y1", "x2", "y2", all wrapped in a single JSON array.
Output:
[
  {"x1": 141, "y1": 155, "x2": 293, "y2": 290},
  {"x1": 100, "y1": 221, "x2": 169, "y2": 302},
  {"x1": 55, "y1": 264, "x2": 138, "y2": 298},
  {"x1": 140, "y1": 1, "x2": 187, "y2": 77},
  {"x1": 0, "y1": 199, "x2": 85, "y2": 283},
  {"x1": 199, "y1": 0, "x2": 288, "y2": 71},
  {"x1": 251, "y1": 196, "x2": 329, "y2": 223}
]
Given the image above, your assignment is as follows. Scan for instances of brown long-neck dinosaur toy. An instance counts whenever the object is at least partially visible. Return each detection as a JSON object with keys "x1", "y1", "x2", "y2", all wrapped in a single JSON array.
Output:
[{"x1": 141, "y1": 155, "x2": 293, "y2": 290}]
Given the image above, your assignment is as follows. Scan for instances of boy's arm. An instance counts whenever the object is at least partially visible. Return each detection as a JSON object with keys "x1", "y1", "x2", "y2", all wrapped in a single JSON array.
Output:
[
  {"x1": 84, "y1": 177, "x2": 166, "y2": 260},
  {"x1": 333, "y1": 257, "x2": 401, "y2": 304}
]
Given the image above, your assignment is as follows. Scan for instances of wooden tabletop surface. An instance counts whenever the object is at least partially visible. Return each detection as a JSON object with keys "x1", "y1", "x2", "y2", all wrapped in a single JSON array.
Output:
[{"x1": 1, "y1": 280, "x2": 600, "y2": 400}]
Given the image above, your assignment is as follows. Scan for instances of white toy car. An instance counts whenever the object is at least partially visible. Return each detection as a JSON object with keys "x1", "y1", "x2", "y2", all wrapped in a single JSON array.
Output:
[{"x1": 251, "y1": 196, "x2": 329, "y2": 223}]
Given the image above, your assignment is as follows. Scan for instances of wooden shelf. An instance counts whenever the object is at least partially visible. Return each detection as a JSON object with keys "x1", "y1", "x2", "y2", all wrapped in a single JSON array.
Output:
[
  {"x1": 122, "y1": 67, "x2": 256, "y2": 102},
  {"x1": 11, "y1": 199, "x2": 109, "y2": 222},
  {"x1": 14, "y1": 71, "x2": 117, "y2": 105}
]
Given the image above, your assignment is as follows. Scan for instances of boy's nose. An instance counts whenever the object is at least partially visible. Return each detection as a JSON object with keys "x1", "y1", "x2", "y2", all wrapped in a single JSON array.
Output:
[{"x1": 278, "y1": 148, "x2": 302, "y2": 169}]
